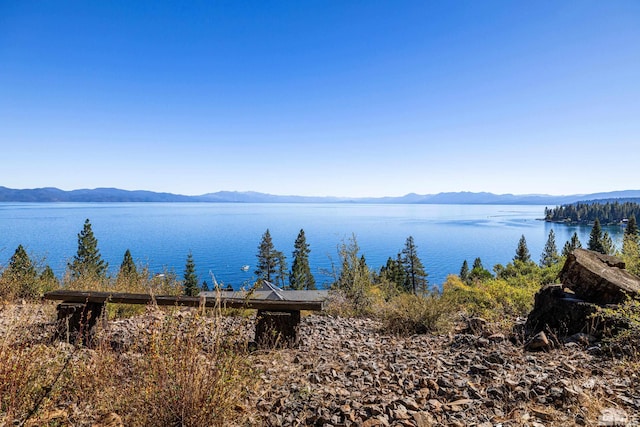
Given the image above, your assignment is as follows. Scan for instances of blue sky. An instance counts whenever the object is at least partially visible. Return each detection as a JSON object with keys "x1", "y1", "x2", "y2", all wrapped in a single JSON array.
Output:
[{"x1": 1, "y1": 1, "x2": 638, "y2": 197}]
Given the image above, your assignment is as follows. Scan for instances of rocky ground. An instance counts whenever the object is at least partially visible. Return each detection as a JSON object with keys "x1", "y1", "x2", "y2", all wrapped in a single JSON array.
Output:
[
  {"x1": 246, "y1": 315, "x2": 639, "y2": 426},
  {"x1": 2, "y1": 304, "x2": 640, "y2": 426}
]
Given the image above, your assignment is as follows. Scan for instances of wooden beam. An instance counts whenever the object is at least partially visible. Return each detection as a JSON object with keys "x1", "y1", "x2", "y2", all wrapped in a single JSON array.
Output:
[{"x1": 44, "y1": 290, "x2": 325, "y2": 311}]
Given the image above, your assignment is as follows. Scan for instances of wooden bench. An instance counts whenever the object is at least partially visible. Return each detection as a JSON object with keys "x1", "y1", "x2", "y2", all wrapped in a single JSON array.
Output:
[{"x1": 44, "y1": 290, "x2": 325, "y2": 348}]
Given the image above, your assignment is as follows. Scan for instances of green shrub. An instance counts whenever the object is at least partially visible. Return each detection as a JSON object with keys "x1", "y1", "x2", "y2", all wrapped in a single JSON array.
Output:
[{"x1": 442, "y1": 274, "x2": 539, "y2": 320}]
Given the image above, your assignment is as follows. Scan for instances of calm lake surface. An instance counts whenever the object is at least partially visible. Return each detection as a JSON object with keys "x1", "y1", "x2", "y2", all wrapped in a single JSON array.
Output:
[{"x1": 0, "y1": 203, "x2": 625, "y2": 289}]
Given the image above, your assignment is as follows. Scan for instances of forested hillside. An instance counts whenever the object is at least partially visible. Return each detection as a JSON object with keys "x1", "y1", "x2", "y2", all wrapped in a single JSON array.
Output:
[{"x1": 545, "y1": 201, "x2": 640, "y2": 225}]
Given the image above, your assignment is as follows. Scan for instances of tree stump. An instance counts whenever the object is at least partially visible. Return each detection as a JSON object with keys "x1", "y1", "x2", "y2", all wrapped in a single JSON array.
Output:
[{"x1": 255, "y1": 310, "x2": 300, "y2": 348}]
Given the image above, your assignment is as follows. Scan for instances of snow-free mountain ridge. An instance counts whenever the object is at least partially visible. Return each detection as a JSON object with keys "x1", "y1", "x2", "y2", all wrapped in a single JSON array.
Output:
[{"x1": 1, "y1": 186, "x2": 640, "y2": 205}]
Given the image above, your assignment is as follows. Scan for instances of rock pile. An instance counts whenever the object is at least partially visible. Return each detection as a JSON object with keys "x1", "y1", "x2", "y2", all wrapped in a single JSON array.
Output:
[
  {"x1": 3, "y1": 303, "x2": 640, "y2": 425},
  {"x1": 246, "y1": 315, "x2": 640, "y2": 426},
  {"x1": 525, "y1": 249, "x2": 640, "y2": 342}
]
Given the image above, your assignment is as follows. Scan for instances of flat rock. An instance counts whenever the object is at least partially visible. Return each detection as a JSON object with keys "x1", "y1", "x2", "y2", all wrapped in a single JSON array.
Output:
[{"x1": 559, "y1": 249, "x2": 640, "y2": 304}]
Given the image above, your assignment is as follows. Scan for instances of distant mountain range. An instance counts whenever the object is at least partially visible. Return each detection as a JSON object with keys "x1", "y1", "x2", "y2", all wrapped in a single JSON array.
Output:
[{"x1": 1, "y1": 186, "x2": 640, "y2": 205}]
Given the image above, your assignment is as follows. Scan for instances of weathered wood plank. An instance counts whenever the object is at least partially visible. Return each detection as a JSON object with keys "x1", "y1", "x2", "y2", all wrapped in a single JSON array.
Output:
[{"x1": 44, "y1": 290, "x2": 325, "y2": 311}]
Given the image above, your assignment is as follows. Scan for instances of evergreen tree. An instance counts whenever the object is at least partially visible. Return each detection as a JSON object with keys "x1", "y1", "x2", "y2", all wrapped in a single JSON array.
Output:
[
  {"x1": 562, "y1": 232, "x2": 582, "y2": 257},
  {"x1": 470, "y1": 257, "x2": 492, "y2": 282},
  {"x1": 622, "y1": 217, "x2": 640, "y2": 276},
  {"x1": 68, "y1": 219, "x2": 108, "y2": 279},
  {"x1": 275, "y1": 250, "x2": 288, "y2": 288},
  {"x1": 40, "y1": 265, "x2": 60, "y2": 291},
  {"x1": 201, "y1": 280, "x2": 210, "y2": 292},
  {"x1": 601, "y1": 231, "x2": 615, "y2": 255},
  {"x1": 183, "y1": 251, "x2": 199, "y2": 296},
  {"x1": 255, "y1": 229, "x2": 281, "y2": 283},
  {"x1": 380, "y1": 254, "x2": 406, "y2": 291},
  {"x1": 117, "y1": 249, "x2": 138, "y2": 282},
  {"x1": 514, "y1": 235, "x2": 531, "y2": 263},
  {"x1": 40, "y1": 265, "x2": 56, "y2": 283},
  {"x1": 3, "y1": 245, "x2": 39, "y2": 298},
  {"x1": 588, "y1": 218, "x2": 607, "y2": 254},
  {"x1": 7, "y1": 245, "x2": 37, "y2": 280},
  {"x1": 622, "y1": 214, "x2": 640, "y2": 267},
  {"x1": 290, "y1": 229, "x2": 316, "y2": 290},
  {"x1": 401, "y1": 236, "x2": 428, "y2": 294},
  {"x1": 625, "y1": 215, "x2": 639, "y2": 242},
  {"x1": 540, "y1": 229, "x2": 560, "y2": 267},
  {"x1": 459, "y1": 260, "x2": 470, "y2": 282}
]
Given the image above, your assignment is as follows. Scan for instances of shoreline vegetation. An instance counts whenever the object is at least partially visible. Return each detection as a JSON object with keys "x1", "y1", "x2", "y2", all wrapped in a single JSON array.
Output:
[
  {"x1": 1, "y1": 202, "x2": 640, "y2": 424},
  {"x1": 544, "y1": 201, "x2": 640, "y2": 226}
]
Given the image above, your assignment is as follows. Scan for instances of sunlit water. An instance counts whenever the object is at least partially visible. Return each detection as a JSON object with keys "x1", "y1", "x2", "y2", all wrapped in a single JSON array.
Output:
[{"x1": 0, "y1": 203, "x2": 624, "y2": 289}]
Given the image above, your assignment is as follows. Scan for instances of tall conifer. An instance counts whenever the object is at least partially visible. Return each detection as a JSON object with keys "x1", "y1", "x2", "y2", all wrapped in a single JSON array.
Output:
[
  {"x1": 290, "y1": 229, "x2": 315, "y2": 290},
  {"x1": 68, "y1": 219, "x2": 108, "y2": 279},
  {"x1": 118, "y1": 249, "x2": 138, "y2": 283},
  {"x1": 562, "y1": 232, "x2": 582, "y2": 256},
  {"x1": 459, "y1": 260, "x2": 470, "y2": 282},
  {"x1": 401, "y1": 236, "x2": 428, "y2": 295},
  {"x1": 183, "y1": 251, "x2": 199, "y2": 296},
  {"x1": 255, "y1": 229, "x2": 286, "y2": 284},
  {"x1": 625, "y1": 215, "x2": 639, "y2": 241},
  {"x1": 514, "y1": 235, "x2": 531, "y2": 263},
  {"x1": 3, "y1": 245, "x2": 39, "y2": 298},
  {"x1": 540, "y1": 229, "x2": 560, "y2": 267},
  {"x1": 588, "y1": 218, "x2": 606, "y2": 254}
]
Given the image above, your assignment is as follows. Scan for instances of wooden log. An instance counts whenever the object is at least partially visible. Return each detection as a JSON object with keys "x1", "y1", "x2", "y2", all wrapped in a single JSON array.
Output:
[
  {"x1": 255, "y1": 310, "x2": 301, "y2": 349},
  {"x1": 44, "y1": 290, "x2": 324, "y2": 311}
]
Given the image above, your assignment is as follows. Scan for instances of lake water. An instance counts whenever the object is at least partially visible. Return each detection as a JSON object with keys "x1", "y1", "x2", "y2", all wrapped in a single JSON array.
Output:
[{"x1": 0, "y1": 203, "x2": 625, "y2": 289}]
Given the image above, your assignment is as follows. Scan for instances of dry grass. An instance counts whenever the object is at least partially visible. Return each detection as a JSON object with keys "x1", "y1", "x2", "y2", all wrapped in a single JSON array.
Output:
[
  {"x1": 0, "y1": 302, "x2": 256, "y2": 426},
  {"x1": 377, "y1": 293, "x2": 454, "y2": 335}
]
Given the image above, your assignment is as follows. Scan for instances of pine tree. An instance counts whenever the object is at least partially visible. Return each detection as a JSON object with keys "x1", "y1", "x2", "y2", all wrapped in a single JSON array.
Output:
[
  {"x1": 459, "y1": 260, "x2": 470, "y2": 282},
  {"x1": 380, "y1": 254, "x2": 406, "y2": 291},
  {"x1": 117, "y1": 249, "x2": 138, "y2": 283},
  {"x1": 290, "y1": 229, "x2": 316, "y2": 290},
  {"x1": 275, "y1": 250, "x2": 288, "y2": 288},
  {"x1": 625, "y1": 215, "x2": 639, "y2": 242},
  {"x1": 68, "y1": 218, "x2": 108, "y2": 279},
  {"x1": 255, "y1": 229, "x2": 280, "y2": 283},
  {"x1": 40, "y1": 265, "x2": 60, "y2": 292},
  {"x1": 562, "y1": 232, "x2": 582, "y2": 256},
  {"x1": 201, "y1": 280, "x2": 210, "y2": 292},
  {"x1": 588, "y1": 218, "x2": 607, "y2": 254},
  {"x1": 623, "y1": 214, "x2": 640, "y2": 264},
  {"x1": 469, "y1": 257, "x2": 492, "y2": 282},
  {"x1": 3, "y1": 245, "x2": 39, "y2": 298},
  {"x1": 540, "y1": 229, "x2": 560, "y2": 267},
  {"x1": 401, "y1": 236, "x2": 428, "y2": 294},
  {"x1": 601, "y1": 231, "x2": 615, "y2": 255},
  {"x1": 183, "y1": 251, "x2": 199, "y2": 296},
  {"x1": 622, "y1": 217, "x2": 640, "y2": 276},
  {"x1": 514, "y1": 235, "x2": 531, "y2": 263}
]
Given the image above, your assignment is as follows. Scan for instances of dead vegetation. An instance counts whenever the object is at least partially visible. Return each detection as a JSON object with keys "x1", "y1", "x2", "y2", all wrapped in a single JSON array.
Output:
[{"x1": 1, "y1": 301, "x2": 640, "y2": 426}]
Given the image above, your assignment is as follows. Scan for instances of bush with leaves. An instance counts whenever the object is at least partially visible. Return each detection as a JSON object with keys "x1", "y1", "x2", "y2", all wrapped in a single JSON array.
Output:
[
  {"x1": 442, "y1": 273, "x2": 540, "y2": 320},
  {"x1": 329, "y1": 235, "x2": 376, "y2": 315}
]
